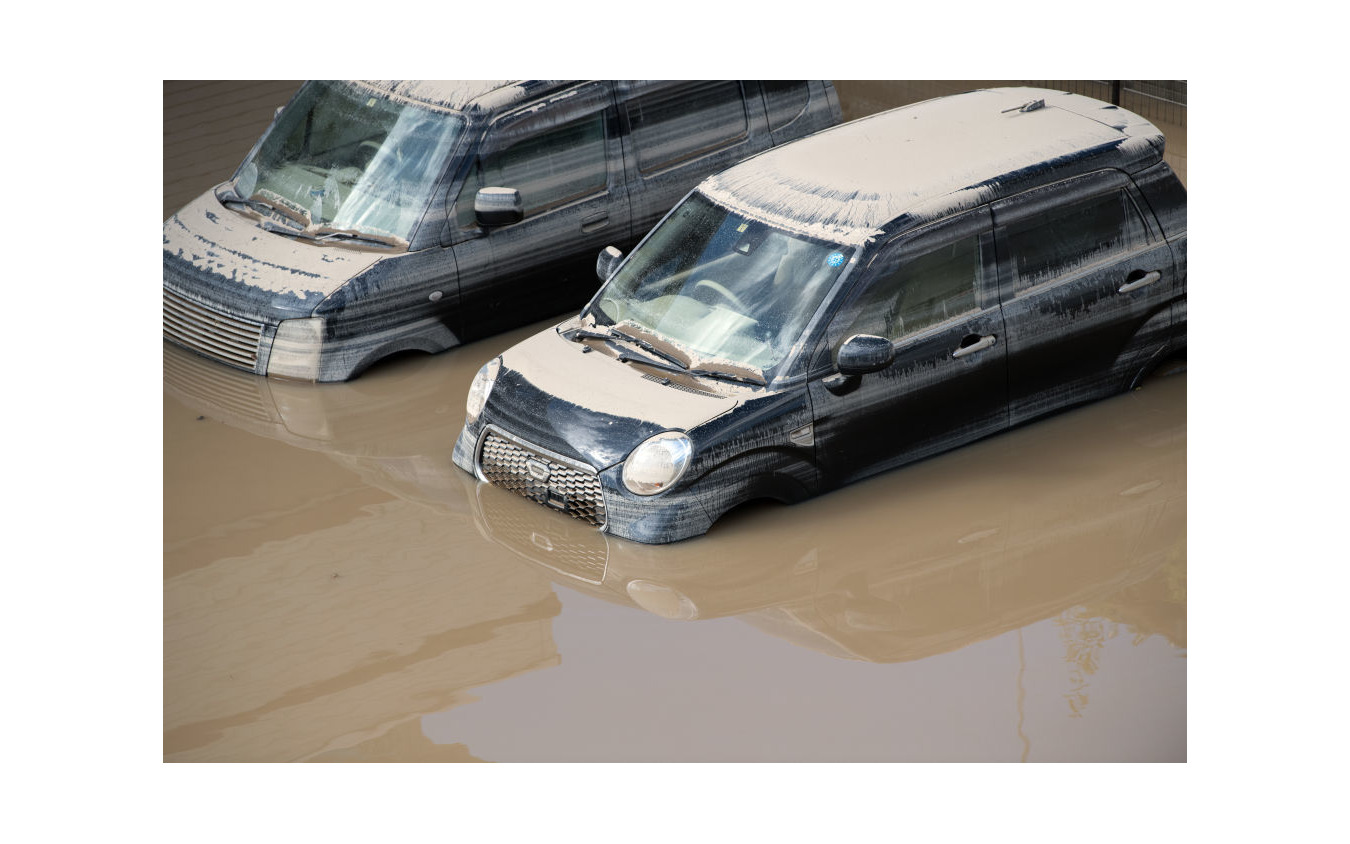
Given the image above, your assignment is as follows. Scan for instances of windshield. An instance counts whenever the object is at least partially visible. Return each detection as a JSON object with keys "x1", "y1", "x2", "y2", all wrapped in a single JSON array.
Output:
[
  {"x1": 587, "y1": 193, "x2": 852, "y2": 379},
  {"x1": 232, "y1": 81, "x2": 466, "y2": 242}
]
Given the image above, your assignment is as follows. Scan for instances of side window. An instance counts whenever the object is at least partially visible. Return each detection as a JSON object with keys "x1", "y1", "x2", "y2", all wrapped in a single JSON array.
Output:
[
  {"x1": 844, "y1": 234, "x2": 981, "y2": 341},
  {"x1": 454, "y1": 111, "x2": 607, "y2": 227},
  {"x1": 1004, "y1": 189, "x2": 1148, "y2": 293},
  {"x1": 762, "y1": 81, "x2": 810, "y2": 132},
  {"x1": 628, "y1": 81, "x2": 748, "y2": 174}
]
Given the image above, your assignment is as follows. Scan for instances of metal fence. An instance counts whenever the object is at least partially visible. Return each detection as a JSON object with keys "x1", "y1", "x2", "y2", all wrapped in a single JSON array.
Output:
[{"x1": 1024, "y1": 80, "x2": 1187, "y2": 128}]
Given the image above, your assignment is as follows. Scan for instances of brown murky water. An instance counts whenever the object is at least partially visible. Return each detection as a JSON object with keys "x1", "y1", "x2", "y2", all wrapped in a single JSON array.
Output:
[{"x1": 164, "y1": 81, "x2": 1186, "y2": 762}]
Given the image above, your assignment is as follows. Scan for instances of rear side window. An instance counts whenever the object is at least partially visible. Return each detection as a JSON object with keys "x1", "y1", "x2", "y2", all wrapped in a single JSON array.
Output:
[
  {"x1": 456, "y1": 112, "x2": 607, "y2": 226},
  {"x1": 628, "y1": 82, "x2": 748, "y2": 174},
  {"x1": 762, "y1": 81, "x2": 810, "y2": 131},
  {"x1": 1133, "y1": 163, "x2": 1187, "y2": 238},
  {"x1": 1004, "y1": 189, "x2": 1148, "y2": 293},
  {"x1": 844, "y1": 234, "x2": 981, "y2": 341}
]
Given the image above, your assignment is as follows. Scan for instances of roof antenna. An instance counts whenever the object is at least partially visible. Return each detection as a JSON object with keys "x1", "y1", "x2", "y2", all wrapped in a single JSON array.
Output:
[{"x1": 1002, "y1": 98, "x2": 1045, "y2": 114}]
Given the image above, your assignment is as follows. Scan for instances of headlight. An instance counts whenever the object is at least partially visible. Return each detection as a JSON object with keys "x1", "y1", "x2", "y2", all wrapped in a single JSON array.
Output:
[
  {"x1": 267, "y1": 317, "x2": 326, "y2": 381},
  {"x1": 466, "y1": 357, "x2": 501, "y2": 425},
  {"x1": 622, "y1": 431, "x2": 692, "y2": 495}
]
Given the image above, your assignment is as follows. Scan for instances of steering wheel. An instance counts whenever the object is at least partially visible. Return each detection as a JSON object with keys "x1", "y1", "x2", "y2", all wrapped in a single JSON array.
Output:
[
  {"x1": 356, "y1": 139, "x2": 384, "y2": 165},
  {"x1": 693, "y1": 279, "x2": 747, "y2": 311}
]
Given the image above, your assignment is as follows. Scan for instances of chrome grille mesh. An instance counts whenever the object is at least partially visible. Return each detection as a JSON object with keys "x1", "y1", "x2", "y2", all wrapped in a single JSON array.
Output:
[
  {"x1": 478, "y1": 430, "x2": 606, "y2": 527},
  {"x1": 163, "y1": 287, "x2": 264, "y2": 371}
]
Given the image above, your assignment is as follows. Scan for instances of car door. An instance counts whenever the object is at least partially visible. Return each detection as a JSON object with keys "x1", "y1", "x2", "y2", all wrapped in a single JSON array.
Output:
[
  {"x1": 447, "y1": 82, "x2": 630, "y2": 341},
  {"x1": 760, "y1": 80, "x2": 817, "y2": 146},
  {"x1": 615, "y1": 80, "x2": 771, "y2": 238},
  {"x1": 991, "y1": 170, "x2": 1178, "y2": 425},
  {"x1": 807, "y1": 208, "x2": 1007, "y2": 487}
]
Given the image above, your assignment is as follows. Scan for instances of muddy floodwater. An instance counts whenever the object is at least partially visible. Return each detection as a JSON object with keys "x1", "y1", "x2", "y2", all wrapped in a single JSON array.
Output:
[{"x1": 164, "y1": 81, "x2": 1186, "y2": 762}]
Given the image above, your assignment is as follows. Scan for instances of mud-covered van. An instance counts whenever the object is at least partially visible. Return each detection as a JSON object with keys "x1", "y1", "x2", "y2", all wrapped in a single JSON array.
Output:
[
  {"x1": 163, "y1": 80, "x2": 841, "y2": 381},
  {"x1": 453, "y1": 87, "x2": 1187, "y2": 544}
]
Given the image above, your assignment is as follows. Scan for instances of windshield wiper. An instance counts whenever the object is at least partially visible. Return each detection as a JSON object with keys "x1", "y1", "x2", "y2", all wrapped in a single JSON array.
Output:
[
  {"x1": 216, "y1": 185, "x2": 282, "y2": 218},
  {"x1": 260, "y1": 220, "x2": 318, "y2": 239},
  {"x1": 217, "y1": 187, "x2": 317, "y2": 233},
  {"x1": 223, "y1": 196, "x2": 277, "y2": 217},
  {"x1": 260, "y1": 221, "x2": 403, "y2": 250},
  {"x1": 613, "y1": 350, "x2": 689, "y2": 376},
  {"x1": 314, "y1": 229, "x2": 404, "y2": 250},
  {"x1": 614, "y1": 350, "x2": 765, "y2": 387},
  {"x1": 687, "y1": 367, "x2": 766, "y2": 387},
  {"x1": 564, "y1": 324, "x2": 688, "y2": 369},
  {"x1": 216, "y1": 183, "x2": 405, "y2": 249},
  {"x1": 570, "y1": 322, "x2": 765, "y2": 386},
  {"x1": 609, "y1": 327, "x2": 689, "y2": 370},
  {"x1": 565, "y1": 327, "x2": 617, "y2": 343}
]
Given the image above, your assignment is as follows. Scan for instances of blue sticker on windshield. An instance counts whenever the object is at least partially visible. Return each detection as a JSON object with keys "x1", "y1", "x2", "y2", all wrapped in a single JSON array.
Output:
[{"x1": 826, "y1": 251, "x2": 846, "y2": 267}]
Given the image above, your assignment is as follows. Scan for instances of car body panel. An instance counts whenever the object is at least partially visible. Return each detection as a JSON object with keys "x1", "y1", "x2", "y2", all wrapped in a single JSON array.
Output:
[
  {"x1": 450, "y1": 82, "x2": 633, "y2": 342},
  {"x1": 470, "y1": 326, "x2": 736, "y2": 470},
  {"x1": 807, "y1": 206, "x2": 1007, "y2": 486},
  {"x1": 615, "y1": 80, "x2": 774, "y2": 237},
  {"x1": 991, "y1": 169, "x2": 1182, "y2": 423},
  {"x1": 163, "y1": 191, "x2": 382, "y2": 317}
]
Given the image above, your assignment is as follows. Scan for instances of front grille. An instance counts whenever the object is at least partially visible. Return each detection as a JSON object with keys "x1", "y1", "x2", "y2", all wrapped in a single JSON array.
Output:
[
  {"x1": 163, "y1": 286, "x2": 264, "y2": 372},
  {"x1": 478, "y1": 428, "x2": 607, "y2": 527}
]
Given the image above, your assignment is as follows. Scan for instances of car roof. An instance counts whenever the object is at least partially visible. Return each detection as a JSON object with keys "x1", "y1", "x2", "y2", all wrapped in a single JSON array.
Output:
[
  {"x1": 697, "y1": 87, "x2": 1165, "y2": 247},
  {"x1": 349, "y1": 80, "x2": 576, "y2": 114}
]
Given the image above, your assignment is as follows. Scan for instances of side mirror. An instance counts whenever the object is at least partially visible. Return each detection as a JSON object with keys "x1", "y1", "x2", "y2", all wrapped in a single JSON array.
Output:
[
  {"x1": 475, "y1": 187, "x2": 523, "y2": 227},
  {"x1": 596, "y1": 246, "x2": 623, "y2": 282},
  {"x1": 273, "y1": 105, "x2": 284, "y2": 119},
  {"x1": 836, "y1": 334, "x2": 895, "y2": 375}
]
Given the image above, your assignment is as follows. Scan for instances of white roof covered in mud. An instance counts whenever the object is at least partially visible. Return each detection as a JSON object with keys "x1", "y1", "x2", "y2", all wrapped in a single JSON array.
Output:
[
  {"x1": 351, "y1": 80, "x2": 573, "y2": 114},
  {"x1": 698, "y1": 87, "x2": 1165, "y2": 247}
]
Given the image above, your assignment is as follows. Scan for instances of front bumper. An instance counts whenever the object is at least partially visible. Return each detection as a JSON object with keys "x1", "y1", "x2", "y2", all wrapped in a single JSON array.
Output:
[
  {"x1": 164, "y1": 276, "x2": 456, "y2": 382},
  {"x1": 452, "y1": 422, "x2": 714, "y2": 545}
]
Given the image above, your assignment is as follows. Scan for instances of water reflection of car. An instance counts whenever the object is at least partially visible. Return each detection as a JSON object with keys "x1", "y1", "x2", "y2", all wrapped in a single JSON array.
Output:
[
  {"x1": 165, "y1": 326, "x2": 1182, "y2": 667},
  {"x1": 462, "y1": 366, "x2": 1186, "y2": 663},
  {"x1": 453, "y1": 86, "x2": 1188, "y2": 543},
  {"x1": 163, "y1": 346, "x2": 572, "y2": 762},
  {"x1": 162, "y1": 340, "x2": 483, "y2": 512},
  {"x1": 163, "y1": 80, "x2": 841, "y2": 382}
]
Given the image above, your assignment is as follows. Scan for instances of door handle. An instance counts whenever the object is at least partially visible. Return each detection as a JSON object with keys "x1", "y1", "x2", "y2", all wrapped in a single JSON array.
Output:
[
  {"x1": 952, "y1": 334, "x2": 996, "y2": 359},
  {"x1": 1119, "y1": 270, "x2": 1162, "y2": 293},
  {"x1": 581, "y1": 214, "x2": 609, "y2": 233}
]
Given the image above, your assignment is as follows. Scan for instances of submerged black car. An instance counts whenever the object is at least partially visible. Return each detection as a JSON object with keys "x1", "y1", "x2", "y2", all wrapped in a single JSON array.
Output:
[
  {"x1": 453, "y1": 87, "x2": 1187, "y2": 544},
  {"x1": 162, "y1": 80, "x2": 840, "y2": 381}
]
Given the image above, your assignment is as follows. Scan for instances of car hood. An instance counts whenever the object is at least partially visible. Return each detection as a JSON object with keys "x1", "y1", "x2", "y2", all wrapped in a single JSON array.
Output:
[
  {"x1": 162, "y1": 189, "x2": 382, "y2": 321},
  {"x1": 484, "y1": 327, "x2": 739, "y2": 470}
]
